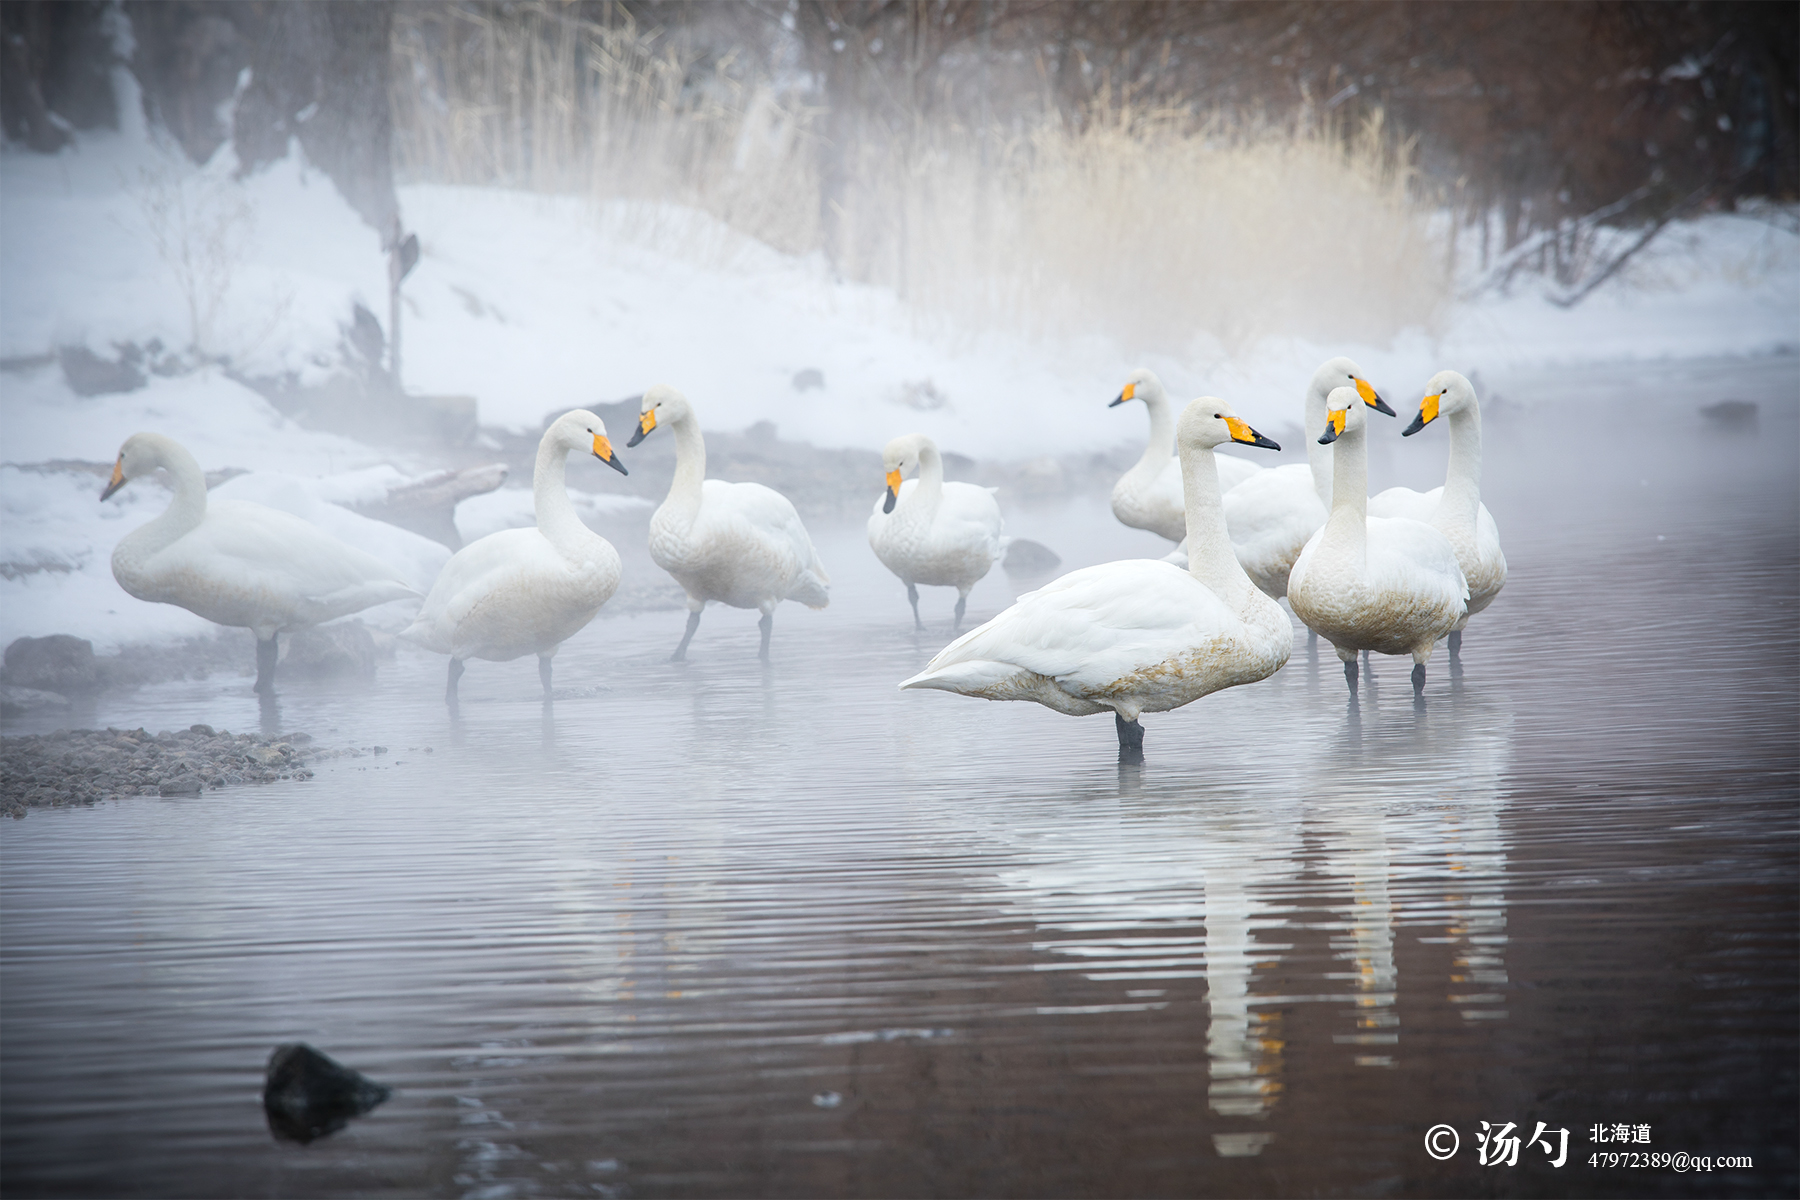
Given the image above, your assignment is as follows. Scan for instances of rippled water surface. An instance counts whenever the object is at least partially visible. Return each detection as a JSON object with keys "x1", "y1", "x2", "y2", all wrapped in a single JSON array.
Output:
[{"x1": 4, "y1": 357, "x2": 1796, "y2": 1197}]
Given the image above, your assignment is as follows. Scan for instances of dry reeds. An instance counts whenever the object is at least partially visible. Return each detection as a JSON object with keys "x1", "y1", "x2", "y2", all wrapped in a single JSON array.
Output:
[{"x1": 389, "y1": 4, "x2": 1446, "y2": 355}]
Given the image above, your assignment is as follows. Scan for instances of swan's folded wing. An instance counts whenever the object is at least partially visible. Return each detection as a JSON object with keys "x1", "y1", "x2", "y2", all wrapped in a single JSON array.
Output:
[
  {"x1": 904, "y1": 560, "x2": 1235, "y2": 695},
  {"x1": 708, "y1": 479, "x2": 830, "y2": 585},
  {"x1": 1367, "y1": 485, "x2": 1440, "y2": 523},
  {"x1": 1366, "y1": 516, "x2": 1469, "y2": 606},
  {"x1": 190, "y1": 502, "x2": 417, "y2": 601}
]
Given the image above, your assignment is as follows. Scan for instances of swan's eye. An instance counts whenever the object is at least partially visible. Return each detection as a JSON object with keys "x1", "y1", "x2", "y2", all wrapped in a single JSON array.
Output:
[{"x1": 1213, "y1": 412, "x2": 1222, "y2": 419}]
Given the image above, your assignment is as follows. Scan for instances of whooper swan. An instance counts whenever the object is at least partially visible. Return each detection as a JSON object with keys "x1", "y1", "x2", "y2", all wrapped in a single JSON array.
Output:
[
  {"x1": 868, "y1": 433, "x2": 1006, "y2": 631},
  {"x1": 627, "y1": 384, "x2": 830, "y2": 661},
  {"x1": 402, "y1": 410, "x2": 628, "y2": 700},
  {"x1": 1287, "y1": 388, "x2": 1468, "y2": 696},
  {"x1": 902, "y1": 399, "x2": 1289, "y2": 758},
  {"x1": 1110, "y1": 368, "x2": 1260, "y2": 543},
  {"x1": 102, "y1": 431, "x2": 418, "y2": 694}
]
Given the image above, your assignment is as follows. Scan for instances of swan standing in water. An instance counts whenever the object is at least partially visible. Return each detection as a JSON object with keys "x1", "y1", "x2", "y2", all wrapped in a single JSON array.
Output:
[
  {"x1": 627, "y1": 384, "x2": 830, "y2": 661},
  {"x1": 102, "y1": 432, "x2": 418, "y2": 694},
  {"x1": 902, "y1": 400, "x2": 1290, "y2": 757},
  {"x1": 1216, "y1": 357, "x2": 1392, "y2": 597},
  {"x1": 1367, "y1": 370, "x2": 1505, "y2": 657},
  {"x1": 868, "y1": 433, "x2": 1005, "y2": 631},
  {"x1": 402, "y1": 410, "x2": 628, "y2": 701},
  {"x1": 1110, "y1": 368, "x2": 1260, "y2": 544},
  {"x1": 1287, "y1": 388, "x2": 1467, "y2": 695}
]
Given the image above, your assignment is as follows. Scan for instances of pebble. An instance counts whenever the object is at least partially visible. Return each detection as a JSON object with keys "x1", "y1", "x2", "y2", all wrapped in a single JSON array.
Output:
[{"x1": 0, "y1": 725, "x2": 340, "y2": 819}]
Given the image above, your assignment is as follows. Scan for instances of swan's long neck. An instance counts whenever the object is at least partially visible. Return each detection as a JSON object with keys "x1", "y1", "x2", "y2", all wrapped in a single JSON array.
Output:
[
  {"x1": 1323, "y1": 423, "x2": 1369, "y2": 558},
  {"x1": 1137, "y1": 390, "x2": 1175, "y2": 473},
  {"x1": 906, "y1": 442, "x2": 945, "y2": 515},
  {"x1": 1303, "y1": 385, "x2": 1334, "y2": 505},
  {"x1": 660, "y1": 413, "x2": 708, "y2": 524},
  {"x1": 115, "y1": 439, "x2": 208, "y2": 576},
  {"x1": 532, "y1": 434, "x2": 586, "y2": 549},
  {"x1": 1437, "y1": 405, "x2": 1483, "y2": 533},
  {"x1": 1180, "y1": 440, "x2": 1258, "y2": 610}
]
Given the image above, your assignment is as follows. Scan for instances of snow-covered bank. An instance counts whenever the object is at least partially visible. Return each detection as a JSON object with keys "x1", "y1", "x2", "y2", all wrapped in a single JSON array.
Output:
[{"x1": 3, "y1": 124, "x2": 1796, "y2": 656}]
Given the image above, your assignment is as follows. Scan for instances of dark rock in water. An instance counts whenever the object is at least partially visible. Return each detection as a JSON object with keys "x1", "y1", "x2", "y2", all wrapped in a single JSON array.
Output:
[
  {"x1": 59, "y1": 345, "x2": 146, "y2": 396},
  {"x1": 1701, "y1": 399, "x2": 1757, "y2": 429},
  {"x1": 284, "y1": 622, "x2": 377, "y2": 679},
  {"x1": 792, "y1": 367, "x2": 825, "y2": 391},
  {"x1": 4, "y1": 634, "x2": 98, "y2": 693},
  {"x1": 158, "y1": 776, "x2": 203, "y2": 796},
  {"x1": 263, "y1": 1043, "x2": 392, "y2": 1145},
  {"x1": 0, "y1": 684, "x2": 73, "y2": 718},
  {"x1": 1004, "y1": 538, "x2": 1062, "y2": 576}
]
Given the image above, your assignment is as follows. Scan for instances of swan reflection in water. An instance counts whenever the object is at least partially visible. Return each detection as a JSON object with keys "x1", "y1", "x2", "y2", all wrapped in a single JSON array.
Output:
[{"x1": 981, "y1": 677, "x2": 1514, "y2": 1158}]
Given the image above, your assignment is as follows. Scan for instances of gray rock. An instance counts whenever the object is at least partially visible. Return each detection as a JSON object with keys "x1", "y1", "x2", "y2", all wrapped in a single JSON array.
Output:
[
  {"x1": 60, "y1": 345, "x2": 146, "y2": 396},
  {"x1": 264, "y1": 1043, "x2": 391, "y2": 1145},
  {"x1": 4, "y1": 634, "x2": 98, "y2": 693},
  {"x1": 1003, "y1": 538, "x2": 1062, "y2": 576},
  {"x1": 0, "y1": 685, "x2": 73, "y2": 717},
  {"x1": 792, "y1": 367, "x2": 825, "y2": 391}
]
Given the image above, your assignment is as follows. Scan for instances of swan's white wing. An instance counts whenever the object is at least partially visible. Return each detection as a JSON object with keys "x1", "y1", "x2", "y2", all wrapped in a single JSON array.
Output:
[
  {"x1": 1365, "y1": 516, "x2": 1469, "y2": 608},
  {"x1": 1213, "y1": 452, "x2": 1263, "y2": 492},
  {"x1": 1367, "y1": 485, "x2": 1439, "y2": 523},
  {"x1": 939, "y1": 481, "x2": 1006, "y2": 555},
  {"x1": 405, "y1": 528, "x2": 550, "y2": 647},
  {"x1": 703, "y1": 479, "x2": 830, "y2": 605},
  {"x1": 177, "y1": 501, "x2": 418, "y2": 610},
  {"x1": 1222, "y1": 464, "x2": 1327, "y2": 594},
  {"x1": 905, "y1": 560, "x2": 1237, "y2": 697}
]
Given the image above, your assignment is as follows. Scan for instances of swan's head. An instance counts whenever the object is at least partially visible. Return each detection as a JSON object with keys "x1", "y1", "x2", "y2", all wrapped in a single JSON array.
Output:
[
  {"x1": 550, "y1": 409, "x2": 628, "y2": 475},
  {"x1": 879, "y1": 433, "x2": 935, "y2": 514},
  {"x1": 1178, "y1": 398, "x2": 1281, "y2": 454},
  {"x1": 1109, "y1": 367, "x2": 1163, "y2": 409},
  {"x1": 1318, "y1": 385, "x2": 1377, "y2": 444},
  {"x1": 1310, "y1": 356, "x2": 1394, "y2": 417},
  {"x1": 101, "y1": 431, "x2": 176, "y2": 501},
  {"x1": 628, "y1": 383, "x2": 692, "y2": 447},
  {"x1": 1402, "y1": 370, "x2": 1476, "y2": 437}
]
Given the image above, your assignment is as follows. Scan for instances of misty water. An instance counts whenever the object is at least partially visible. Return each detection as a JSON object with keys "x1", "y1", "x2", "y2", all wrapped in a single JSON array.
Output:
[{"x1": 3, "y1": 356, "x2": 1795, "y2": 1198}]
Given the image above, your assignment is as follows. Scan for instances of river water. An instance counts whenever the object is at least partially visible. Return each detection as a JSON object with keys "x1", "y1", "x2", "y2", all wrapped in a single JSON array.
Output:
[{"x1": 3, "y1": 355, "x2": 1795, "y2": 1198}]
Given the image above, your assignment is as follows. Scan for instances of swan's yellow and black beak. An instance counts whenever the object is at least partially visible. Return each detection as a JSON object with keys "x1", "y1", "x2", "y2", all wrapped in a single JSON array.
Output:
[
  {"x1": 1109, "y1": 381, "x2": 1136, "y2": 408},
  {"x1": 1355, "y1": 376, "x2": 1397, "y2": 417},
  {"x1": 1319, "y1": 409, "x2": 1348, "y2": 445},
  {"x1": 626, "y1": 408, "x2": 656, "y2": 448},
  {"x1": 1401, "y1": 391, "x2": 1441, "y2": 437},
  {"x1": 100, "y1": 456, "x2": 126, "y2": 501},
  {"x1": 1225, "y1": 416, "x2": 1281, "y2": 451},
  {"x1": 591, "y1": 433, "x2": 629, "y2": 475},
  {"x1": 882, "y1": 468, "x2": 902, "y2": 513}
]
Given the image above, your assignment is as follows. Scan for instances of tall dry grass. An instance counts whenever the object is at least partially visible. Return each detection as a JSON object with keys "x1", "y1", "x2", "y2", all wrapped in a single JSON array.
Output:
[{"x1": 389, "y1": 4, "x2": 1445, "y2": 355}]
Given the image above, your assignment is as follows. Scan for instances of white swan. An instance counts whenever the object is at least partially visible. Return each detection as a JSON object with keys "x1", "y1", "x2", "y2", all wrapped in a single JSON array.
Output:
[
  {"x1": 1367, "y1": 370, "x2": 1506, "y2": 654},
  {"x1": 627, "y1": 384, "x2": 830, "y2": 661},
  {"x1": 1111, "y1": 368, "x2": 1260, "y2": 543},
  {"x1": 902, "y1": 400, "x2": 1290, "y2": 756},
  {"x1": 102, "y1": 431, "x2": 418, "y2": 694},
  {"x1": 868, "y1": 433, "x2": 1006, "y2": 631},
  {"x1": 1287, "y1": 388, "x2": 1468, "y2": 695},
  {"x1": 401, "y1": 410, "x2": 628, "y2": 700}
]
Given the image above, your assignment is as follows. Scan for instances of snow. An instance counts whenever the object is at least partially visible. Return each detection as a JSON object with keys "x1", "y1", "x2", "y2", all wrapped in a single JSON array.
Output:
[{"x1": 2, "y1": 115, "x2": 1795, "y2": 655}]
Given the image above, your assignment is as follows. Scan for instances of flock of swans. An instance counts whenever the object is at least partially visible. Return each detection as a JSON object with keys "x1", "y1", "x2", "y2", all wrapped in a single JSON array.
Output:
[{"x1": 98, "y1": 358, "x2": 1502, "y2": 754}]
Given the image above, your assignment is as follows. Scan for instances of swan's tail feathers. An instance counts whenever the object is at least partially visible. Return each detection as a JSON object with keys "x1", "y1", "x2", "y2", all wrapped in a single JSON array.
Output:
[
  {"x1": 791, "y1": 568, "x2": 830, "y2": 609},
  {"x1": 900, "y1": 658, "x2": 1015, "y2": 694}
]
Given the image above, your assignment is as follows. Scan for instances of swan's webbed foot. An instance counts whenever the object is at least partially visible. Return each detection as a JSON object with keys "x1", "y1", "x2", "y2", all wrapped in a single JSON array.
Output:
[
  {"x1": 1114, "y1": 712, "x2": 1145, "y2": 761},
  {"x1": 539, "y1": 656, "x2": 553, "y2": 696},
  {"x1": 906, "y1": 583, "x2": 924, "y2": 632},
  {"x1": 671, "y1": 610, "x2": 701, "y2": 662},
  {"x1": 446, "y1": 658, "x2": 464, "y2": 703},
  {"x1": 1343, "y1": 657, "x2": 1359, "y2": 693},
  {"x1": 758, "y1": 612, "x2": 773, "y2": 662},
  {"x1": 953, "y1": 594, "x2": 967, "y2": 631},
  {"x1": 254, "y1": 635, "x2": 279, "y2": 695}
]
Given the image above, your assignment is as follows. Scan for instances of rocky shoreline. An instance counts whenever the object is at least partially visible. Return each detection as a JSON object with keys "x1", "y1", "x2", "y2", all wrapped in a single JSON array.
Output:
[{"x1": 0, "y1": 725, "x2": 350, "y2": 819}]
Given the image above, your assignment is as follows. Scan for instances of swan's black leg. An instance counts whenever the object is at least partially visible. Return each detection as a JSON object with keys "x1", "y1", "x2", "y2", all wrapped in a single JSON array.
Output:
[
  {"x1": 953, "y1": 593, "x2": 967, "y2": 631},
  {"x1": 446, "y1": 658, "x2": 464, "y2": 702},
  {"x1": 1108, "y1": 712, "x2": 1137, "y2": 752},
  {"x1": 672, "y1": 610, "x2": 701, "y2": 662},
  {"x1": 758, "y1": 612, "x2": 773, "y2": 661},
  {"x1": 539, "y1": 657, "x2": 553, "y2": 696},
  {"x1": 906, "y1": 583, "x2": 924, "y2": 631},
  {"x1": 1411, "y1": 662, "x2": 1426, "y2": 693},
  {"x1": 254, "y1": 635, "x2": 278, "y2": 695},
  {"x1": 1343, "y1": 657, "x2": 1358, "y2": 693},
  {"x1": 1448, "y1": 630, "x2": 1462, "y2": 660}
]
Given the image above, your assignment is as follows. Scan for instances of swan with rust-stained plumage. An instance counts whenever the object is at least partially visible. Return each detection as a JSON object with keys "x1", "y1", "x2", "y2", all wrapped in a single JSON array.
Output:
[
  {"x1": 868, "y1": 432, "x2": 1006, "y2": 631},
  {"x1": 902, "y1": 399, "x2": 1289, "y2": 757},
  {"x1": 402, "y1": 410, "x2": 628, "y2": 701},
  {"x1": 102, "y1": 431, "x2": 418, "y2": 694},
  {"x1": 1287, "y1": 387, "x2": 1467, "y2": 695},
  {"x1": 1366, "y1": 370, "x2": 1505, "y2": 658},
  {"x1": 1110, "y1": 368, "x2": 1261, "y2": 544},
  {"x1": 627, "y1": 384, "x2": 829, "y2": 661}
]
